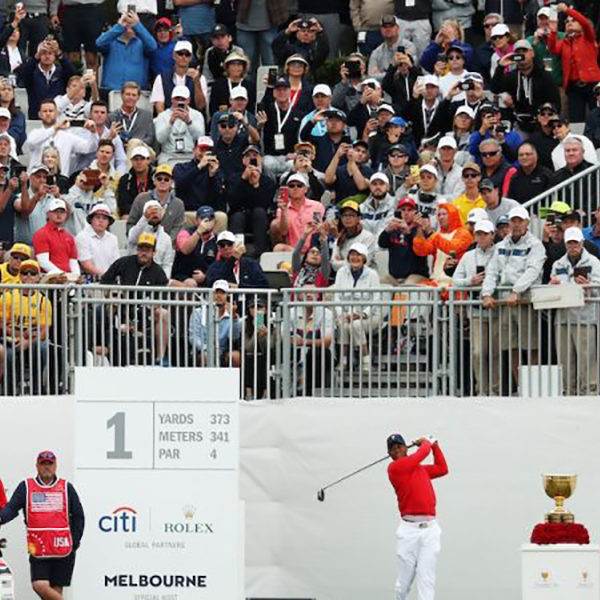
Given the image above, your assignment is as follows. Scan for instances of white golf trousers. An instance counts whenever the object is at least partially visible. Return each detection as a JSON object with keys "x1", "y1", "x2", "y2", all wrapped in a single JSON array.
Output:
[{"x1": 394, "y1": 519, "x2": 441, "y2": 600}]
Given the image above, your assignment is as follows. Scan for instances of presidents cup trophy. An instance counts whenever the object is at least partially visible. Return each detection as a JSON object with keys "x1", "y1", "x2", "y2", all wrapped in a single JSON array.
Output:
[{"x1": 543, "y1": 474, "x2": 577, "y2": 523}]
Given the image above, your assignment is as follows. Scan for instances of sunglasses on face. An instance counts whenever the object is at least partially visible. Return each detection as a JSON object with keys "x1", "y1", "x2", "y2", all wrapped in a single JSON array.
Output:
[
  {"x1": 551, "y1": 122, "x2": 563, "y2": 129},
  {"x1": 287, "y1": 183, "x2": 304, "y2": 188},
  {"x1": 218, "y1": 123, "x2": 236, "y2": 129},
  {"x1": 539, "y1": 110, "x2": 556, "y2": 116},
  {"x1": 463, "y1": 172, "x2": 480, "y2": 179},
  {"x1": 155, "y1": 176, "x2": 171, "y2": 182},
  {"x1": 447, "y1": 54, "x2": 462, "y2": 60},
  {"x1": 218, "y1": 241, "x2": 234, "y2": 248},
  {"x1": 389, "y1": 153, "x2": 407, "y2": 159},
  {"x1": 176, "y1": 51, "x2": 192, "y2": 57},
  {"x1": 481, "y1": 151, "x2": 499, "y2": 158},
  {"x1": 484, "y1": 22, "x2": 498, "y2": 29},
  {"x1": 491, "y1": 35, "x2": 505, "y2": 41},
  {"x1": 11, "y1": 254, "x2": 28, "y2": 261},
  {"x1": 20, "y1": 270, "x2": 38, "y2": 276}
]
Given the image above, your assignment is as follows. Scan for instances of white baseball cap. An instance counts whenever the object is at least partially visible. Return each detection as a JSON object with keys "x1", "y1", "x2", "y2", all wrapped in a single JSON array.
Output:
[
  {"x1": 287, "y1": 172, "x2": 309, "y2": 186},
  {"x1": 420, "y1": 164, "x2": 439, "y2": 179},
  {"x1": 212, "y1": 279, "x2": 230, "y2": 292},
  {"x1": 455, "y1": 105, "x2": 475, "y2": 119},
  {"x1": 564, "y1": 227, "x2": 584, "y2": 243},
  {"x1": 312, "y1": 84, "x2": 332, "y2": 97},
  {"x1": 360, "y1": 78, "x2": 381, "y2": 89},
  {"x1": 437, "y1": 135, "x2": 457, "y2": 150},
  {"x1": 537, "y1": 6, "x2": 552, "y2": 17},
  {"x1": 370, "y1": 172, "x2": 389, "y2": 185},
  {"x1": 143, "y1": 199, "x2": 162, "y2": 213},
  {"x1": 490, "y1": 23, "x2": 510, "y2": 37},
  {"x1": 421, "y1": 74, "x2": 439, "y2": 87},
  {"x1": 47, "y1": 198, "x2": 67, "y2": 212},
  {"x1": 131, "y1": 145, "x2": 150, "y2": 159},
  {"x1": 171, "y1": 85, "x2": 190, "y2": 99},
  {"x1": 230, "y1": 86, "x2": 248, "y2": 100},
  {"x1": 376, "y1": 103, "x2": 395, "y2": 114},
  {"x1": 0, "y1": 107, "x2": 11, "y2": 119},
  {"x1": 217, "y1": 231, "x2": 236, "y2": 243},
  {"x1": 474, "y1": 219, "x2": 495, "y2": 234},
  {"x1": 508, "y1": 206, "x2": 530, "y2": 221},
  {"x1": 348, "y1": 242, "x2": 369, "y2": 259},
  {"x1": 174, "y1": 40, "x2": 193, "y2": 54},
  {"x1": 467, "y1": 207, "x2": 488, "y2": 223}
]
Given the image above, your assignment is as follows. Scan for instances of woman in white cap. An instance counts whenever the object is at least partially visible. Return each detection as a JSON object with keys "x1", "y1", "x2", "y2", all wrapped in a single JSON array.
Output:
[
  {"x1": 445, "y1": 105, "x2": 475, "y2": 156},
  {"x1": 332, "y1": 240, "x2": 381, "y2": 371},
  {"x1": 283, "y1": 53, "x2": 314, "y2": 113},
  {"x1": 489, "y1": 23, "x2": 515, "y2": 78}
]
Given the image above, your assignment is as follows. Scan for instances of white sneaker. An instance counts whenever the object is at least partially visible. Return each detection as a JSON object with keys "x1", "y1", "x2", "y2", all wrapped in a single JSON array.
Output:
[{"x1": 361, "y1": 355, "x2": 371, "y2": 372}]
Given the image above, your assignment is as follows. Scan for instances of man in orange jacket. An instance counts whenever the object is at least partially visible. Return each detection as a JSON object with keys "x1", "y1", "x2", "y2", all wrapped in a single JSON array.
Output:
[{"x1": 412, "y1": 202, "x2": 474, "y2": 284}]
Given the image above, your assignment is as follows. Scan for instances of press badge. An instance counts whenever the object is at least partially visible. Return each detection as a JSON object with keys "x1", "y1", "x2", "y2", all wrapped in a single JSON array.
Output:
[
  {"x1": 405, "y1": 0, "x2": 415, "y2": 6},
  {"x1": 274, "y1": 134, "x2": 285, "y2": 151}
]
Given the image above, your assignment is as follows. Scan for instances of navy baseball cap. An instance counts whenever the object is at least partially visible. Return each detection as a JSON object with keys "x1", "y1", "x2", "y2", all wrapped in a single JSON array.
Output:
[
  {"x1": 274, "y1": 76, "x2": 290, "y2": 88},
  {"x1": 387, "y1": 434, "x2": 406, "y2": 449},
  {"x1": 323, "y1": 108, "x2": 347, "y2": 122},
  {"x1": 211, "y1": 23, "x2": 229, "y2": 36},
  {"x1": 387, "y1": 143, "x2": 409, "y2": 155},
  {"x1": 196, "y1": 205, "x2": 215, "y2": 219}
]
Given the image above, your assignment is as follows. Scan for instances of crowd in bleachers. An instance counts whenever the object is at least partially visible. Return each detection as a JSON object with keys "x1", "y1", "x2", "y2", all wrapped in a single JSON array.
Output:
[{"x1": 0, "y1": 0, "x2": 599, "y2": 394}]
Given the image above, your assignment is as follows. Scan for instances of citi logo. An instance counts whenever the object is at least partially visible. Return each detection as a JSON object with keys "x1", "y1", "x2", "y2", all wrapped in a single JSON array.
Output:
[{"x1": 99, "y1": 506, "x2": 138, "y2": 533}]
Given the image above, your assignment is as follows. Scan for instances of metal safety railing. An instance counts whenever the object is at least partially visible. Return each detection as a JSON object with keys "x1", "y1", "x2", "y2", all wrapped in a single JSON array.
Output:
[{"x1": 0, "y1": 282, "x2": 598, "y2": 399}]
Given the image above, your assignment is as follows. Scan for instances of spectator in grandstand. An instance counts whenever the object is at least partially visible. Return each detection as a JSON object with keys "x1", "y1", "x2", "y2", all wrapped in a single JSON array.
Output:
[
  {"x1": 381, "y1": 144, "x2": 410, "y2": 194},
  {"x1": 292, "y1": 222, "x2": 330, "y2": 287},
  {"x1": 75, "y1": 204, "x2": 120, "y2": 277},
  {"x1": 551, "y1": 136, "x2": 596, "y2": 190},
  {"x1": 54, "y1": 73, "x2": 98, "y2": 121},
  {"x1": 413, "y1": 202, "x2": 473, "y2": 284},
  {"x1": 507, "y1": 142, "x2": 553, "y2": 204},
  {"x1": 494, "y1": 214, "x2": 510, "y2": 240},
  {"x1": 331, "y1": 199, "x2": 375, "y2": 271},
  {"x1": 548, "y1": 3, "x2": 600, "y2": 122},
  {"x1": 235, "y1": 0, "x2": 287, "y2": 73},
  {"x1": 333, "y1": 241, "x2": 380, "y2": 372},
  {"x1": 18, "y1": 39, "x2": 75, "y2": 119},
  {"x1": 550, "y1": 121, "x2": 597, "y2": 170},
  {"x1": 367, "y1": 113, "x2": 415, "y2": 170},
  {"x1": 480, "y1": 178, "x2": 520, "y2": 225},
  {"x1": 550, "y1": 227, "x2": 600, "y2": 395},
  {"x1": 444, "y1": 72, "x2": 486, "y2": 118},
  {"x1": 0, "y1": 263, "x2": 52, "y2": 390},
  {"x1": 299, "y1": 84, "x2": 333, "y2": 139},
  {"x1": 0, "y1": 79, "x2": 26, "y2": 154},
  {"x1": 280, "y1": 144, "x2": 325, "y2": 201},
  {"x1": 402, "y1": 75, "x2": 445, "y2": 147},
  {"x1": 107, "y1": 81, "x2": 156, "y2": 148},
  {"x1": 529, "y1": 103, "x2": 559, "y2": 170},
  {"x1": 189, "y1": 279, "x2": 241, "y2": 366},
  {"x1": 540, "y1": 201, "x2": 599, "y2": 283},
  {"x1": 228, "y1": 145, "x2": 275, "y2": 258},
  {"x1": 213, "y1": 113, "x2": 249, "y2": 189},
  {"x1": 154, "y1": 85, "x2": 206, "y2": 165},
  {"x1": 0, "y1": 107, "x2": 18, "y2": 159},
  {"x1": 127, "y1": 164, "x2": 185, "y2": 244},
  {"x1": 150, "y1": 39, "x2": 206, "y2": 113},
  {"x1": 281, "y1": 54, "x2": 314, "y2": 114},
  {"x1": 482, "y1": 206, "x2": 546, "y2": 383},
  {"x1": 421, "y1": 20, "x2": 474, "y2": 73},
  {"x1": 378, "y1": 196, "x2": 429, "y2": 285},
  {"x1": 14, "y1": 164, "x2": 62, "y2": 245},
  {"x1": 452, "y1": 218, "x2": 498, "y2": 394},
  {"x1": 39, "y1": 149, "x2": 67, "y2": 195},
  {"x1": 381, "y1": 47, "x2": 420, "y2": 111},
  {"x1": 288, "y1": 283, "x2": 334, "y2": 391},
  {"x1": 202, "y1": 24, "x2": 242, "y2": 87},
  {"x1": 473, "y1": 13, "x2": 502, "y2": 84},
  {"x1": 583, "y1": 205, "x2": 600, "y2": 252},
  {"x1": 332, "y1": 52, "x2": 370, "y2": 114},
  {"x1": 25, "y1": 99, "x2": 98, "y2": 177},
  {"x1": 96, "y1": 10, "x2": 157, "y2": 92},
  {"x1": 0, "y1": 133, "x2": 16, "y2": 172},
  {"x1": 0, "y1": 5, "x2": 26, "y2": 82},
  {"x1": 350, "y1": 0, "x2": 391, "y2": 55},
  {"x1": 258, "y1": 77, "x2": 303, "y2": 179},
  {"x1": 397, "y1": 164, "x2": 443, "y2": 228},
  {"x1": 527, "y1": 7, "x2": 564, "y2": 89},
  {"x1": 173, "y1": 136, "x2": 227, "y2": 224},
  {"x1": 437, "y1": 46, "x2": 469, "y2": 99},
  {"x1": 209, "y1": 86, "x2": 259, "y2": 142},
  {"x1": 347, "y1": 78, "x2": 385, "y2": 139},
  {"x1": 475, "y1": 137, "x2": 515, "y2": 195},
  {"x1": 204, "y1": 231, "x2": 268, "y2": 289},
  {"x1": 149, "y1": 17, "x2": 177, "y2": 80},
  {"x1": 33, "y1": 198, "x2": 81, "y2": 276},
  {"x1": 368, "y1": 16, "x2": 417, "y2": 81},
  {"x1": 208, "y1": 51, "x2": 254, "y2": 117},
  {"x1": 117, "y1": 145, "x2": 155, "y2": 218},
  {"x1": 79, "y1": 139, "x2": 122, "y2": 195},
  {"x1": 0, "y1": 161, "x2": 24, "y2": 246},
  {"x1": 436, "y1": 136, "x2": 464, "y2": 198},
  {"x1": 584, "y1": 83, "x2": 600, "y2": 149},
  {"x1": 443, "y1": 106, "x2": 475, "y2": 161},
  {"x1": 490, "y1": 39, "x2": 561, "y2": 135},
  {"x1": 469, "y1": 105, "x2": 521, "y2": 166},
  {"x1": 271, "y1": 16, "x2": 329, "y2": 72},
  {"x1": 271, "y1": 172, "x2": 325, "y2": 251},
  {"x1": 488, "y1": 23, "x2": 515, "y2": 79},
  {"x1": 127, "y1": 199, "x2": 175, "y2": 277},
  {"x1": 170, "y1": 205, "x2": 217, "y2": 287},
  {"x1": 0, "y1": 242, "x2": 32, "y2": 283},
  {"x1": 452, "y1": 162, "x2": 485, "y2": 224},
  {"x1": 359, "y1": 173, "x2": 396, "y2": 238},
  {"x1": 324, "y1": 140, "x2": 371, "y2": 203}
]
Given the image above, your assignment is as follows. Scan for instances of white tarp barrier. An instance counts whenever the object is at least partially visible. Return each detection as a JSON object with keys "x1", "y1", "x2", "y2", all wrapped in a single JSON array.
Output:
[{"x1": 240, "y1": 397, "x2": 600, "y2": 600}]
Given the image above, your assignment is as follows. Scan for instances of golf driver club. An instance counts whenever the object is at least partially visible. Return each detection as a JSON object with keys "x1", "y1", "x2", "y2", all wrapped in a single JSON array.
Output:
[{"x1": 317, "y1": 443, "x2": 416, "y2": 502}]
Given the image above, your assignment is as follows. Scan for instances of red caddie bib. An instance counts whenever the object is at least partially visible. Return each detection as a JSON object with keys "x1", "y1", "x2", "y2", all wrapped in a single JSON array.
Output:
[{"x1": 26, "y1": 478, "x2": 73, "y2": 558}]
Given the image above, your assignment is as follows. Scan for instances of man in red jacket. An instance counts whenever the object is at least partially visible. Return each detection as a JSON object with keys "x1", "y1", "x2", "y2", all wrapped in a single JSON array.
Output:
[{"x1": 387, "y1": 434, "x2": 448, "y2": 600}]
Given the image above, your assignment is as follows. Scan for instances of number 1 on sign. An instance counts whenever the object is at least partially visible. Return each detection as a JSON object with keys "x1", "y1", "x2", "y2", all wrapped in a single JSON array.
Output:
[{"x1": 106, "y1": 412, "x2": 133, "y2": 459}]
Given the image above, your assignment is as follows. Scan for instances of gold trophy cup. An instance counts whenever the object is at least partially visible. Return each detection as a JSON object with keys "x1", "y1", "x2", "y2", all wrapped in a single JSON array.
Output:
[{"x1": 543, "y1": 474, "x2": 577, "y2": 523}]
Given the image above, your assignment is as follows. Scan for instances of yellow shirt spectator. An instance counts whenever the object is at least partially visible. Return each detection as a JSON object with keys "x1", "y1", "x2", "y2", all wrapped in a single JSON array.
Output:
[
  {"x1": 452, "y1": 193, "x2": 486, "y2": 225},
  {"x1": 0, "y1": 263, "x2": 21, "y2": 284},
  {"x1": 0, "y1": 288, "x2": 53, "y2": 331}
]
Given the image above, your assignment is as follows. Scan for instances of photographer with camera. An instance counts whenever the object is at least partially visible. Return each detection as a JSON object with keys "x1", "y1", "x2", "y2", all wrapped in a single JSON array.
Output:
[
  {"x1": 332, "y1": 52, "x2": 367, "y2": 116},
  {"x1": 347, "y1": 78, "x2": 384, "y2": 140},
  {"x1": 490, "y1": 39, "x2": 561, "y2": 135},
  {"x1": 526, "y1": 7, "x2": 564, "y2": 89},
  {"x1": 381, "y1": 45, "x2": 420, "y2": 111},
  {"x1": 398, "y1": 164, "x2": 444, "y2": 229},
  {"x1": 468, "y1": 104, "x2": 521, "y2": 165},
  {"x1": 271, "y1": 16, "x2": 329, "y2": 72},
  {"x1": 402, "y1": 74, "x2": 445, "y2": 147},
  {"x1": 368, "y1": 15, "x2": 416, "y2": 82},
  {"x1": 444, "y1": 72, "x2": 485, "y2": 116}
]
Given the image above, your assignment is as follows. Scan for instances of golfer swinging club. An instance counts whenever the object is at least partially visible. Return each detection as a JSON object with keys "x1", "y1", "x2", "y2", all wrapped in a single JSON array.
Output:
[{"x1": 387, "y1": 434, "x2": 448, "y2": 600}]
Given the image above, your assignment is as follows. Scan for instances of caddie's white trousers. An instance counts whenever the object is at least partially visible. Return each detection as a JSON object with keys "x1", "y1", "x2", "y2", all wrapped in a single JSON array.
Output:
[{"x1": 395, "y1": 519, "x2": 441, "y2": 600}]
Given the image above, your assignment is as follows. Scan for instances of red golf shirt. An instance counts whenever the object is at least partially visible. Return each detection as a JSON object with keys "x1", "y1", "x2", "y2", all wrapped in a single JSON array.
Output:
[
  {"x1": 33, "y1": 222, "x2": 78, "y2": 272},
  {"x1": 388, "y1": 441, "x2": 448, "y2": 517}
]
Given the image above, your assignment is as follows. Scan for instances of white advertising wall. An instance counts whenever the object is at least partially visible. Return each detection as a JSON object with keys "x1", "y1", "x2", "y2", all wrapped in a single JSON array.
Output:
[{"x1": 2, "y1": 391, "x2": 600, "y2": 600}]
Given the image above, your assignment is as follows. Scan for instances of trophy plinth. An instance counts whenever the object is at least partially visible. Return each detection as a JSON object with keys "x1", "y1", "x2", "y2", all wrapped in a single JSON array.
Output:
[{"x1": 543, "y1": 474, "x2": 577, "y2": 524}]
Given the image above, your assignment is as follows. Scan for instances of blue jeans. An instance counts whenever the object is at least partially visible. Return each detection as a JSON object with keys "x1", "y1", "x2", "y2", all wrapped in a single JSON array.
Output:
[
  {"x1": 6, "y1": 340, "x2": 49, "y2": 393},
  {"x1": 236, "y1": 28, "x2": 278, "y2": 72}
]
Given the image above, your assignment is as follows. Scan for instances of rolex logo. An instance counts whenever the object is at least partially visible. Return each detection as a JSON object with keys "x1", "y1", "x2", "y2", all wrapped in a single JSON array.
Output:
[{"x1": 182, "y1": 505, "x2": 196, "y2": 521}]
